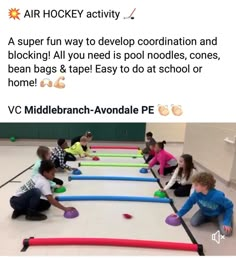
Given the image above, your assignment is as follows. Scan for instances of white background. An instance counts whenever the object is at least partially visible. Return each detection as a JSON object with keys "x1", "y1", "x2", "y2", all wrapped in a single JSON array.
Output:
[{"x1": 0, "y1": 0, "x2": 236, "y2": 122}]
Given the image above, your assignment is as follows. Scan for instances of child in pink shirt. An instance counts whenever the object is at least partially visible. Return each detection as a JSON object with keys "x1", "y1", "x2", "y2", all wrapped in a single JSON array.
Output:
[{"x1": 148, "y1": 141, "x2": 178, "y2": 176}]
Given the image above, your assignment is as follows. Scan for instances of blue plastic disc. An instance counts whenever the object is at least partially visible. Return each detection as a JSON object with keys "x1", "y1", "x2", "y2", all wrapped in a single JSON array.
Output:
[
  {"x1": 139, "y1": 168, "x2": 148, "y2": 174},
  {"x1": 72, "y1": 169, "x2": 82, "y2": 175}
]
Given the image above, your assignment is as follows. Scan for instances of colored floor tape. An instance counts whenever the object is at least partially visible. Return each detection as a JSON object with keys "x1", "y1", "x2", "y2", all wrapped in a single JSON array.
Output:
[
  {"x1": 68, "y1": 175, "x2": 159, "y2": 182},
  {"x1": 55, "y1": 195, "x2": 171, "y2": 203}
]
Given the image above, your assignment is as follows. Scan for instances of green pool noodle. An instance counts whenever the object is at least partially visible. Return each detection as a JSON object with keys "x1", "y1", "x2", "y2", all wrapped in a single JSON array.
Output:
[
  {"x1": 79, "y1": 162, "x2": 149, "y2": 168},
  {"x1": 91, "y1": 153, "x2": 143, "y2": 158},
  {"x1": 154, "y1": 190, "x2": 166, "y2": 198},
  {"x1": 54, "y1": 186, "x2": 66, "y2": 193}
]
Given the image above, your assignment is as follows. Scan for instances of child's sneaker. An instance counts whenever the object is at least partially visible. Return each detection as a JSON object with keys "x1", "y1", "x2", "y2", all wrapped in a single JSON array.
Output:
[
  {"x1": 25, "y1": 212, "x2": 47, "y2": 221},
  {"x1": 11, "y1": 210, "x2": 25, "y2": 219}
]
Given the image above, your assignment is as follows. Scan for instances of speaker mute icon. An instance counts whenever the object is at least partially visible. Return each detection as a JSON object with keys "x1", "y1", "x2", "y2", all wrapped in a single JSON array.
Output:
[{"x1": 212, "y1": 230, "x2": 225, "y2": 244}]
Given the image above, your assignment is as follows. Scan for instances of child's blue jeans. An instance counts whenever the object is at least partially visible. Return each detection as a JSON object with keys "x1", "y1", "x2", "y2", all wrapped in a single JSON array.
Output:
[{"x1": 190, "y1": 209, "x2": 233, "y2": 236}]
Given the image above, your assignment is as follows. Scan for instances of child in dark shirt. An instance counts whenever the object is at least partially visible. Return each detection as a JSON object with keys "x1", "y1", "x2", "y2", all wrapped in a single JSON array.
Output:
[{"x1": 142, "y1": 132, "x2": 157, "y2": 163}]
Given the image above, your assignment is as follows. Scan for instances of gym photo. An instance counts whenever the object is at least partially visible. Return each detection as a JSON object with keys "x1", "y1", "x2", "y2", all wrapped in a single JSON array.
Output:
[{"x1": 0, "y1": 123, "x2": 235, "y2": 256}]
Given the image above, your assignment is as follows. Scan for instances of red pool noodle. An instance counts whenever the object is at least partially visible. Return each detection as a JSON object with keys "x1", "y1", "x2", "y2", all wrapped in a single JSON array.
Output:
[
  {"x1": 25, "y1": 238, "x2": 198, "y2": 252},
  {"x1": 90, "y1": 146, "x2": 139, "y2": 150}
]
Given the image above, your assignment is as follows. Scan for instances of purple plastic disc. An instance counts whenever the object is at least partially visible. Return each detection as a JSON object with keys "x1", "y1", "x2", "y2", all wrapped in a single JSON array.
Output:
[
  {"x1": 64, "y1": 209, "x2": 79, "y2": 219},
  {"x1": 165, "y1": 215, "x2": 181, "y2": 226}
]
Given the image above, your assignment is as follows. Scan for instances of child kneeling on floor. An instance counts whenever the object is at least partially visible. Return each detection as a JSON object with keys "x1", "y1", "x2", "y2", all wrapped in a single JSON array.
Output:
[
  {"x1": 32, "y1": 146, "x2": 63, "y2": 189},
  {"x1": 148, "y1": 141, "x2": 178, "y2": 176},
  {"x1": 71, "y1": 131, "x2": 93, "y2": 149},
  {"x1": 174, "y1": 172, "x2": 234, "y2": 236},
  {"x1": 65, "y1": 136, "x2": 93, "y2": 159},
  {"x1": 51, "y1": 139, "x2": 77, "y2": 172},
  {"x1": 160, "y1": 154, "x2": 197, "y2": 197},
  {"x1": 10, "y1": 160, "x2": 76, "y2": 221}
]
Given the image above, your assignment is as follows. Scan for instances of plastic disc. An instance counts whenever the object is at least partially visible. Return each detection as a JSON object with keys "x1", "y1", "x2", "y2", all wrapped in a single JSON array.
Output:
[
  {"x1": 154, "y1": 190, "x2": 166, "y2": 198},
  {"x1": 72, "y1": 169, "x2": 82, "y2": 175},
  {"x1": 165, "y1": 215, "x2": 181, "y2": 226},
  {"x1": 64, "y1": 209, "x2": 79, "y2": 219},
  {"x1": 54, "y1": 186, "x2": 66, "y2": 193},
  {"x1": 139, "y1": 168, "x2": 148, "y2": 174}
]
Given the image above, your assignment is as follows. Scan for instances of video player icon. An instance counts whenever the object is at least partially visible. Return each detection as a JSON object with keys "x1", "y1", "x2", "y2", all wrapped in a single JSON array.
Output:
[{"x1": 212, "y1": 230, "x2": 225, "y2": 244}]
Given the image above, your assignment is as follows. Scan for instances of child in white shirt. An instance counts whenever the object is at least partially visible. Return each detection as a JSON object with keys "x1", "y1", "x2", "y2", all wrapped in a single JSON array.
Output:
[
  {"x1": 161, "y1": 154, "x2": 197, "y2": 197},
  {"x1": 10, "y1": 160, "x2": 76, "y2": 221}
]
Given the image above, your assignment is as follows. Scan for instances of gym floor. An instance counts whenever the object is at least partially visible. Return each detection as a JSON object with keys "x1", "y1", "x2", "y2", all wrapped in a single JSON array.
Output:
[{"x1": 0, "y1": 141, "x2": 235, "y2": 256}]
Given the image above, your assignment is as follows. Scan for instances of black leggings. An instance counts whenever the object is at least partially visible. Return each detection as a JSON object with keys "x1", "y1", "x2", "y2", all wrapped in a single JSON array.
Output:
[
  {"x1": 53, "y1": 178, "x2": 63, "y2": 186},
  {"x1": 158, "y1": 164, "x2": 178, "y2": 176},
  {"x1": 145, "y1": 155, "x2": 160, "y2": 165},
  {"x1": 65, "y1": 152, "x2": 76, "y2": 161},
  {"x1": 145, "y1": 155, "x2": 154, "y2": 164},
  {"x1": 166, "y1": 181, "x2": 192, "y2": 197},
  {"x1": 54, "y1": 153, "x2": 76, "y2": 168}
]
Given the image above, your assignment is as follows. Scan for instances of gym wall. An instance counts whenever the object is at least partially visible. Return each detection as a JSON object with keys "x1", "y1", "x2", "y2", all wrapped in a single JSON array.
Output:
[
  {"x1": 0, "y1": 123, "x2": 146, "y2": 142},
  {"x1": 145, "y1": 123, "x2": 186, "y2": 142},
  {"x1": 184, "y1": 123, "x2": 236, "y2": 182}
]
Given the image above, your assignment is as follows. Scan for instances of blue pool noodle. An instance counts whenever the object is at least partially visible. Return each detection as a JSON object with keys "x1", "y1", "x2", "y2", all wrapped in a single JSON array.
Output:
[
  {"x1": 68, "y1": 175, "x2": 159, "y2": 182},
  {"x1": 56, "y1": 195, "x2": 171, "y2": 203}
]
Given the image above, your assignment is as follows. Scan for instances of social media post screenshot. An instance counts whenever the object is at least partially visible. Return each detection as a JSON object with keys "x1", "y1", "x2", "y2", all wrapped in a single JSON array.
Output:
[
  {"x1": 0, "y1": 0, "x2": 236, "y2": 257},
  {"x1": 0, "y1": 123, "x2": 235, "y2": 256},
  {"x1": 1, "y1": 0, "x2": 236, "y2": 122}
]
